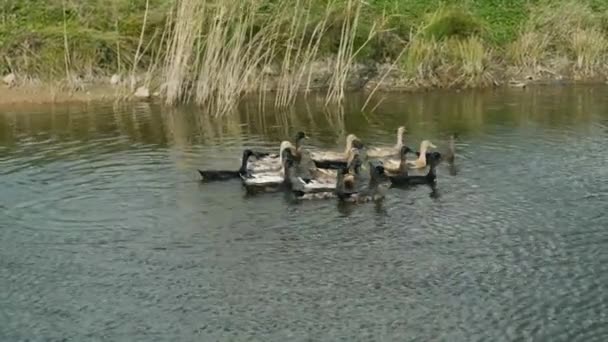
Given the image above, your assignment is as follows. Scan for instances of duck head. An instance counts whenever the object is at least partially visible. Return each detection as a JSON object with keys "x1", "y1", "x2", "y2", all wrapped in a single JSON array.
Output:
[
  {"x1": 295, "y1": 131, "x2": 309, "y2": 140},
  {"x1": 242, "y1": 149, "x2": 254, "y2": 159},
  {"x1": 294, "y1": 131, "x2": 309, "y2": 147},
  {"x1": 428, "y1": 151, "x2": 442, "y2": 166},
  {"x1": 420, "y1": 140, "x2": 437, "y2": 151},
  {"x1": 351, "y1": 139, "x2": 365, "y2": 150},
  {"x1": 399, "y1": 145, "x2": 413, "y2": 160},
  {"x1": 368, "y1": 160, "x2": 388, "y2": 183}
]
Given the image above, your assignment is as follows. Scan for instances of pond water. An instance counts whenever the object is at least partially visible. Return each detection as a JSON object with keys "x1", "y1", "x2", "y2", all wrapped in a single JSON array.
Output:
[{"x1": 1, "y1": 86, "x2": 607, "y2": 341}]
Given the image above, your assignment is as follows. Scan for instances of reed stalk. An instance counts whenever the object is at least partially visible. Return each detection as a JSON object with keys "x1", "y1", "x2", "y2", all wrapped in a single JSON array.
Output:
[{"x1": 325, "y1": 0, "x2": 359, "y2": 106}]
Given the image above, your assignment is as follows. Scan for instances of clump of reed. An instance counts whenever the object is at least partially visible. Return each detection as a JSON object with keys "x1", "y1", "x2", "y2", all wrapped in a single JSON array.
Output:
[
  {"x1": 399, "y1": 5, "x2": 495, "y2": 89},
  {"x1": 325, "y1": 0, "x2": 376, "y2": 105},
  {"x1": 159, "y1": 0, "x2": 378, "y2": 115}
]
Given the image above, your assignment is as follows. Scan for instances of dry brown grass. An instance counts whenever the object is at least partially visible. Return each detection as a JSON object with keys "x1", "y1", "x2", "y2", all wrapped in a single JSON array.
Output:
[
  {"x1": 570, "y1": 28, "x2": 608, "y2": 78},
  {"x1": 325, "y1": 0, "x2": 372, "y2": 105},
  {"x1": 445, "y1": 36, "x2": 495, "y2": 88},
  {"x1": 507, "y1": 0, "x2": 608, "y2": 78},
  {"x1": 157, "y1": 0, "x2": 384, "y2": 115}
]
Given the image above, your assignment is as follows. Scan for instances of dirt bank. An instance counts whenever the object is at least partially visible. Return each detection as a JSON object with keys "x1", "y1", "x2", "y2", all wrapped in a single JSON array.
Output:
[
  {"x1": 0, "y1": 83, "x2": 126, "y2": 106},
  {"x1": 0, "y1": 62, "x2": 596, "y2": 108}
]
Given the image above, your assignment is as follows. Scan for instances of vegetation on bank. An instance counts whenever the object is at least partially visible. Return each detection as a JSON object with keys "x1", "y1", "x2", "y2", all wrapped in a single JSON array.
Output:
[{"x1": 3, "y1": 0, "x2": 608, "y2": 113}]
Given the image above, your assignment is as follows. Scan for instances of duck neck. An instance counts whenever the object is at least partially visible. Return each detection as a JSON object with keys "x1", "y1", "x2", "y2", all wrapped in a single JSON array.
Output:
[
  {"x1": 295, "y1": 137, "x2": 305, "y2": 152},
  {"x1": 239, "y1": 152, "x2": 251, "y2": 174},
  {"x1": 283, "y1": 162, "x2": 293, "y2": 183},
  {"x1": 417, "y1": 145, "x2": 428, "y2": 164},
  {"x1": 336, "y1": 169, "x2": 345, "y2": 193},
  {"x1": 344, "y1": 138, "x2": 353, "y2": 155},
  {"x1": 426, "y1": 162, "x2": 437, "y2": 178},
  {"x1": 396, "y1": 130, "x2": 404, "y2": 148},
  {"x1": 279, "y1": 145, "x2": 289, "y2": 167},
  {"x1": 369, "y1": 172, "x2": 382, "y2": 189},
  {"x1": 368, "y1": 164, "x2": 380, "y2": 188},
  {"x1": 399, "y1": 153, "x2": 408, "y2": 174}
]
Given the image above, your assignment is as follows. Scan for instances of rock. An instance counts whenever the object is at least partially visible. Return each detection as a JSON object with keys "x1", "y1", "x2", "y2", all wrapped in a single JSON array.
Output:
[
  {"x1": 364, "y1": 63, "x2": 411, "y2": 92},
  {"x1": 3, "y1": 73, "x2": 16, "y2": 86},
  {"x1": 508, "y1": 80, "x2": 527, "y2": 88},
  {"x1": 305, "y1": 58, "x2": 333, "y2": 89},
  {"x1": 129, "y1": 75, "x2": 143, "y2": 89},
  {"x1": 261, "y1": 64, "x2": 279, "y2": 76},
  {"x1": 345, "y1": 62, "x2": 375, "y2": 90},
  {"x1": 110, "y1": 74, "x2": 121, "y2": 85},
  {"x1": 134, "y1": 86, "x2": 150, "y2": 98}
]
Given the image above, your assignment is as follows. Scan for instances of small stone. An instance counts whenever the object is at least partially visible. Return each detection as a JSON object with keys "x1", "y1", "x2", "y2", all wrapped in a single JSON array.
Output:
[
  {"x1": 134, "y1": 86, "x2": 150, "y2": 98},
  {"x1": 110, "y1": 74, "x2": 121, "y2": 85},
  {"x1": 3, "y1": 73, "x2": 16, "y2": 86},
  {"x1": 262, "y1": 64, "x2": 279, "y2": 76},
  {"x1": 508, "y1": 80, "x2": 527, "y2": 88}
]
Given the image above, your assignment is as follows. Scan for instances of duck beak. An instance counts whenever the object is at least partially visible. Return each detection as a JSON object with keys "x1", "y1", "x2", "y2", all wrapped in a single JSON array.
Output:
[{"x1": 430, "y1": 143, "x2": 437, "y2": 149}]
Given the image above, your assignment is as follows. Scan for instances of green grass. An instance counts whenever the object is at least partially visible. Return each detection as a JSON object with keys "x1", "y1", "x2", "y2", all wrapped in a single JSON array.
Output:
[
  {"x1": 0, "y1": 0, "x2": 521, "y2": 76},
  {"x1": 3, "y1": 0, "x2": 608, "y2": 94}
]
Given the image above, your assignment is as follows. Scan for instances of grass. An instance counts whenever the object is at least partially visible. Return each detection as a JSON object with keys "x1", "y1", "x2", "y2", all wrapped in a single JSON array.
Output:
[{"x1": 4, "y1": 0, "x2": 608, "y2": 112}]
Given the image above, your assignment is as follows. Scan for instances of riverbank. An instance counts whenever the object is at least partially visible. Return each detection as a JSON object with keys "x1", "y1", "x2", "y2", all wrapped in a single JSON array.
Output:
[
  {"x1": 0, "y1": 64, "x2": 595, "y2": 108},
  {"x1": 3, "y1": 0, "x2": 608, "y2": 108},
  {"x1": 0, "y1": 82, "x2": 121, "y2": 106}
]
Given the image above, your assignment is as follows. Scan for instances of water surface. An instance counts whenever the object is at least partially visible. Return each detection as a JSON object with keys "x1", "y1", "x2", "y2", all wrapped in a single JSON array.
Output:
[{"x1": 1, "y1": 86, "x2": 607, "y2": 341}]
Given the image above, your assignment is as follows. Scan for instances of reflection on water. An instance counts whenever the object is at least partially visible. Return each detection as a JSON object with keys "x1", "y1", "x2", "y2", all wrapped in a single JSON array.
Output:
[{"x1": 1, "y1": 86, "x2": 607, "y2": 341}]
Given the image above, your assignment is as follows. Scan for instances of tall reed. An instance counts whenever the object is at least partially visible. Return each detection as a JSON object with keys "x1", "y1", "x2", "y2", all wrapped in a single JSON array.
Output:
[{"x1": 325, "y1": 0, "x2": 375, "y2": 105}]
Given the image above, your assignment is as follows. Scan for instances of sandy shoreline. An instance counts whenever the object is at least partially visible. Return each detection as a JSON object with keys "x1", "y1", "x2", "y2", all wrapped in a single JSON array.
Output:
[
  {"x1": 0, "y1": 75, "x2": 602, "y2": 109},
  {"x1": 0, "y1": 83, "x2": 131, "y2": 107}
]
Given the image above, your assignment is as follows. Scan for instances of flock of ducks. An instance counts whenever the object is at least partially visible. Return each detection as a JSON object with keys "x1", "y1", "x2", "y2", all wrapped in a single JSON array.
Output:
[{"x1": 198, "y1": 127, "x2": 457, "y2": 203}]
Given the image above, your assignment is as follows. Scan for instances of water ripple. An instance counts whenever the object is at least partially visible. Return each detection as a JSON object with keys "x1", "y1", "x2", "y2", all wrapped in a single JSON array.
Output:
[{"x1": 1, "y1": 88, "x2": 608, "y2": 341}]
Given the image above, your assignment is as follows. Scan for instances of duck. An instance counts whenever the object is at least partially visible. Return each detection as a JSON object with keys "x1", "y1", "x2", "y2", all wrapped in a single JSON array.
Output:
[
  {"x1": 240, "y1": 141, "x2": 295, "y2": 193},
  {"x1": 291, "y1": 147, "x2": 362, "y2": 200},
  {"x1": 444, "y1": 133, "x2": 456, "y2": 164},
  {"x1": 389, "y1": 151, "x2": 441, "y2": 186},
  {"x1": 197, "y1": 149, "x2": 255, "y2": 182},
  {"x1": 406, "y1": 140, "x2": 437, "y2": 169},
  {"x1": 291, "y1": 146, "x2": 362, "y2": 195},
  {"x1": 288, "y1": 131, "x2": 309, "y2": 162},
  {"x1": 381, "y1": 145, "x2": 414, "y2": 176},
  {"x1": 365, "y1": 126, "x2": 407, "y2": 159},
  {"x1": 335, "y1": 159, "x2": 389, "y2": 203},
  {"x1": 310, "y1": 133, "x2": 361, "y2": 167},
  {"x1": 312, "y1": 138, "x2": 366, "y2": 170},
  {"x1": 246, "y1": 131, "x2": 308, "y2": 173}
]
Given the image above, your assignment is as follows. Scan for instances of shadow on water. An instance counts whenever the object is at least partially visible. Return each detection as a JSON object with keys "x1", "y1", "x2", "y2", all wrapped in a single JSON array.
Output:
[
  {"x1": 1, "y1": 85, "x2": 606, "y2": 151},
  {"x1": 1, "y1": 85, "x2": 608, "y2": 341}
]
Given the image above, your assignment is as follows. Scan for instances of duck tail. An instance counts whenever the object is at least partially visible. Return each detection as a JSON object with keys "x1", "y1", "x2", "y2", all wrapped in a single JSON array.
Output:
[
  {"x1": 252, "y1": 151, "x2": 272, "y2": 159},
  {"x1": 198, "y1": 169, "x2": 240, "y2": 182},
  {"x1": 313, "y1": 159, "x2": 347, "y2": 170}
]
